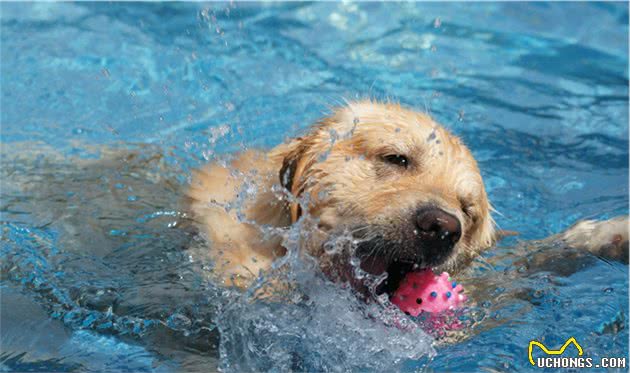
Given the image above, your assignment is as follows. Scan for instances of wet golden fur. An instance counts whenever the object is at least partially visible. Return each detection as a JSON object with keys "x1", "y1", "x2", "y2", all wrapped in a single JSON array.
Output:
[
  {"x1": 187, "y1": 101, "x2": 496, "y2": 288},
  {"x1": 187, "y1": 100, "x2": 627, "y2": 289}
]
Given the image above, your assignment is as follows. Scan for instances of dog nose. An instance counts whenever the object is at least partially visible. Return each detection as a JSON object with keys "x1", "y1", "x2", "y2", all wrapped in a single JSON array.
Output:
[{"x1": 415, "y1": 208, "x2": 462, "y2": 250}]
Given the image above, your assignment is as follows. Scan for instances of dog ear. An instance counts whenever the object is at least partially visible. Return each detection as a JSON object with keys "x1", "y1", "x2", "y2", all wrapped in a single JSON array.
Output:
[
  {"x1": 278, "y1": 118, "x2": 334, "y2": 223},
  {"x1": 279, "y1": 139, "x2": 314, "y2": 223},
  {"x1": 279, "y1": 142, "x2": 302, "y2": 192}
]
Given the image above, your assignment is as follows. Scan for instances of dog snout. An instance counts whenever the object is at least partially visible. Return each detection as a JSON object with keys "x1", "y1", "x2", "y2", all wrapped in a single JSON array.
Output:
[{"x1": 415, "y1": 207, "x2": 462, "y2": 251}]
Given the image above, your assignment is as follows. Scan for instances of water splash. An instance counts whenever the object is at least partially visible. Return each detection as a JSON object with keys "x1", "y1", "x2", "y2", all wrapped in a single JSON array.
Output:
[{"x1": 213, "y1": 249, "x2": 435, "y2": 372}]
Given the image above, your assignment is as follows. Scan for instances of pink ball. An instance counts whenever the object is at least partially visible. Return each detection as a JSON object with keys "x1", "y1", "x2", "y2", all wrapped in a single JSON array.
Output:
[{"x1": 391, "y1": 270, "x2": 467, "y2": 317}]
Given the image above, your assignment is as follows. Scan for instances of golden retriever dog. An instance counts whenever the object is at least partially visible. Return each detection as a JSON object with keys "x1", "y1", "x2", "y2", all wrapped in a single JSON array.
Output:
[{"x1": 186, "y1": 100, "x2": 628, "y2": 295}]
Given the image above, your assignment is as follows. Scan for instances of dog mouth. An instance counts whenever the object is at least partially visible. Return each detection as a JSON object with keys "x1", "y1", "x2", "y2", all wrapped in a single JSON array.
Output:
[
  {"x1": 354, "y1": 238, "x2": 449, "y2": 297},
  {"x1": 356, "y1": 251, "x2": 428, "y2": 296},
  {"x1": 341, "y1": 231, "x2": 456, "y2": 298},
  {"x1": 374, "y1": 260, "x2": 422, "y2": 296}
]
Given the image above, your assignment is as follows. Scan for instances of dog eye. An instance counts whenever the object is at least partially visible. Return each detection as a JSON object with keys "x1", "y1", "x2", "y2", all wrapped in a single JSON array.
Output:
[{"x1": 382, "y1": 154, "x2": 409, "y2": 168}]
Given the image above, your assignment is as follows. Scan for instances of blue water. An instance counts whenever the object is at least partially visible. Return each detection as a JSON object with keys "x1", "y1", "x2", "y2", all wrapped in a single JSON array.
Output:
[{"x1": 1, "y1": 2, "x2": 628, "y2": 372}]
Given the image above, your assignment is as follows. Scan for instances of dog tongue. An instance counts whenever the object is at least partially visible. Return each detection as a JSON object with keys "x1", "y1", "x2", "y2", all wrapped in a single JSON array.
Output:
[{"x1": 391, "y1": 269, "x2": 467, "y2": 317}]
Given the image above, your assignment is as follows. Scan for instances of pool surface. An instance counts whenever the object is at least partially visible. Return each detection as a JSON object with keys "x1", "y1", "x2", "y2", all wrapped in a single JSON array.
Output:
[{"x1": 1, "y1": 2, "x2": 628, "y2": 372}]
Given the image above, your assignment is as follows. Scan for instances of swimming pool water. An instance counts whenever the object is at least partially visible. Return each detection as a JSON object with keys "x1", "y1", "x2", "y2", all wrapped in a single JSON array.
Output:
[{"x1": 1, "y1": 2, "x2": 628, "y2": 372}]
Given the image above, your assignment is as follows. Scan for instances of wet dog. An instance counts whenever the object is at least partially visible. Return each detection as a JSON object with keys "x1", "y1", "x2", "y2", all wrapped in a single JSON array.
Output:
[{"x1": 186, "y1": 101, "x2": 628, "y2": 295}]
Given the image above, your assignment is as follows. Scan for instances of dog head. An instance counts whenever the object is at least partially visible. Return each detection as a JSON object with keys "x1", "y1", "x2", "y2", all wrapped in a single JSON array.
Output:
[{"x1": 278, "y1": 101, "x2": 495, "y2": 294}]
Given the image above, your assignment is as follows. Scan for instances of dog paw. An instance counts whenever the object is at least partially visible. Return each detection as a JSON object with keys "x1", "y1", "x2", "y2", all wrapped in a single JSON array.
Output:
[{"x1": 561, "y1": 216, "x2": 628, "y2": 263}]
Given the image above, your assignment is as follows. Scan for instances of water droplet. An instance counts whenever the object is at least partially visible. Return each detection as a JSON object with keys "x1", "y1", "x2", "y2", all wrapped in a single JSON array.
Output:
[
  {"x1": 349, "y1": 256, "x2": 361, "y2": 267},
  {"x1": 109, "y1": 229, "x2": 127, "y2": 236},
  {"x1": 324, "y1": 241, "x2": 338, "y2": 254},
  {"x1": 354, "y1": 267, "x2": 365, "y2": 280}
]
